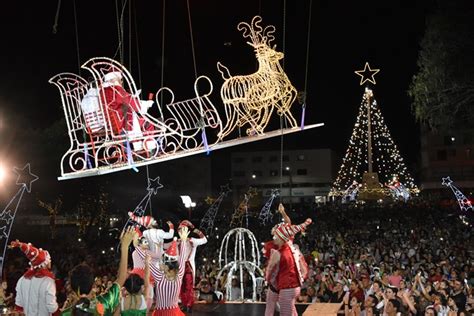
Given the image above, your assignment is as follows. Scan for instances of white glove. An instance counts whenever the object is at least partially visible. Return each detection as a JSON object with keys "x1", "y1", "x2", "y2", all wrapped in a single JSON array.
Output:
[{"x1": 139, "y1": 100, "x2": 154, "y2": 113}]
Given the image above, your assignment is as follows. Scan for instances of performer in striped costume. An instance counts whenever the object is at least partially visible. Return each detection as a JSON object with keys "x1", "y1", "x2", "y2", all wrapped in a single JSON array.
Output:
[
  {"x1": 135, "y1": 226, "x2": 190, "y2": 316},
  {"x1": 265, "y1": 204, "x2": 312, "y2": 316},
  {"x1": 176, "y1": 220, "x2": 207, "y2": 313}
]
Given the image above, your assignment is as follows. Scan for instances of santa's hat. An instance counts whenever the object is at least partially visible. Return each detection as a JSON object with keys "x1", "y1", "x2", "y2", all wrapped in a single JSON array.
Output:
[
  {"x1": 178, "y1": 220, "x2": 194, "y2": 230},
  {"x1": 128, "y1": 212, "x2": 156, "y2": 228},
  {"x1": 164, "y1": 237, "x2": 179, "y2": 261},
  {"x1": 273, "y1": 218, "x2": 312, "y2": 243},
  {"x1": 10, "y1": 240, "x2": 51, "y2": 269}
]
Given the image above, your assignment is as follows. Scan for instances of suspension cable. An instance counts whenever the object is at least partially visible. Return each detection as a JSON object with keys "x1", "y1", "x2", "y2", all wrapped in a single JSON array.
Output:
[
  {"x1": 186, "y1": 0, "x2": 198, "y2": 80},
  {"x1": 72, "y1": 0, "x2": 81, "y2": 75}
]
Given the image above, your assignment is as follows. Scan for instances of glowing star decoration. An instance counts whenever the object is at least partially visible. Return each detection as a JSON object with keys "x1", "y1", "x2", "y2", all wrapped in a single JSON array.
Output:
[
  {"x1": 215, "y1": 228, "x2": 263, "y2": 302},
  {"x1": 217, "y1": 15, "x2": 299, "y2": 138},
  {"x1": 13, "y1": 164, "x2": 39, "y2": 193},
  {"x1": 441, "y1": 177, "x2": 473, "y2": 212},
  {"x1": 147, "y1": 176, "x2": 163, "y2": 195},
  {"x1": 199, "y1": 184, "x2": 232, "y2": 235},
  {"x1": 258, "y1": 189, "x2": 279, "y2": 225},
  {"x1": 230, "y1": 187, "x2": 258, "y2": 228},
  {"x1": 50, "y1": 56, "x2": 323, "y2": 180},
  {"x1": 355, "y1": 62, "x2": 380, "y2": 86},
  {"x1": 0, "y1": 164, "x2": 38, "y2": 276}
]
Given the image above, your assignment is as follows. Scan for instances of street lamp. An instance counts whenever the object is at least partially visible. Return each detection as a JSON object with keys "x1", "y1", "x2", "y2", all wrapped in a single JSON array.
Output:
[
  {"x1": 180, "y1": 195, "x2": 196, "y2": 219},
  {"x1": 252, "y1": 174, "x2": 256, "y2": 179},
  {"x1": 0, "y1": 165, "x2": 5, "y2": 183}
]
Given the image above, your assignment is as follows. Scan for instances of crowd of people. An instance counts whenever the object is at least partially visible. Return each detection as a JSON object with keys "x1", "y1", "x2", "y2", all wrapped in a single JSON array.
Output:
[{"x1": 0, "y1": 199, "x2": 472, "y2": 315}]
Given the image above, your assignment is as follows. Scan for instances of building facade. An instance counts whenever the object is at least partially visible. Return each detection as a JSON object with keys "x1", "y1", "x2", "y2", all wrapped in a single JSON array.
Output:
[
  {"x1": 230, "y1": 149, "x2": 338, "y2": 206},
  {"x1": 420, "y1": 127, "x2": 474, "y2": 190}
]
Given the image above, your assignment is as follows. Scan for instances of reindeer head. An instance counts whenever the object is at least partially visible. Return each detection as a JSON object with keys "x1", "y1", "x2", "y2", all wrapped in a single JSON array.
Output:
[{"x1": 238, "y1": 16, "x2": 283, "y2": 61}]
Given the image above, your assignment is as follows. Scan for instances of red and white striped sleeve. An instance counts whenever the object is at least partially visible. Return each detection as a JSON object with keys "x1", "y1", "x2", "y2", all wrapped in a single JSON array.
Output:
[
  {"x1": 177, "y1": 240, "x2": 189, "y2": 279},
  {"x1": 135, "y1": 246, "x2": 163, "y2": 282}
]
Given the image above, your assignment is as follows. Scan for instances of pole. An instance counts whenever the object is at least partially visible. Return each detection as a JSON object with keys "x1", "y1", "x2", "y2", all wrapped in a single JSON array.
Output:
[
  {"x1": 289, "y1": 171, "x2": 293, "y2": 211},
  {"x1": 366, "y1": 89, "x2": 373, "y2": 173}
]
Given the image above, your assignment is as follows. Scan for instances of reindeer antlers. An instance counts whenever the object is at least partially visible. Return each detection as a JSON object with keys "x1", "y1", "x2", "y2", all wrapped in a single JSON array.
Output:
[{"x1": 237, "y1": 16, "x2": 276, "y2": 46}]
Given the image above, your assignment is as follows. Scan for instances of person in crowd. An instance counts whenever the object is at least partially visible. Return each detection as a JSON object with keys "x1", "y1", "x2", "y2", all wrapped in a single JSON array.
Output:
[
  {"x1": 61, "y1": 227, "x2": 135, "y2": 316},
  {"x1": 118, "y1": 254, "x2": 150, "y2": 316},
  {"x1": 0, "y1": 280, "x2": 13, "y2": 309},
  {"x1": 11, "y1": 240, "x2": 59, "y2": 316},
  {"x1": 229, "y1": 278, "x2": 242, "y2": 301},
  {"x1": 196, "y1": 279, "x2": 219, "y2": 304},
  {"x1": 134, "y1": 226, "x2": 189, "y2": 316}
]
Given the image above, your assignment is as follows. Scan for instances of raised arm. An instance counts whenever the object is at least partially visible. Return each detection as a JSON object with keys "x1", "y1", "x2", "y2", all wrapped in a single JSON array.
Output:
[
  {"x1": 278, "y1": 203, "x2": 292, "y2": 225},
  {"x1": 178, "y1": 227, "x2": 190, "y2": 279},
  {"x1": 135, "y1": 245, "x2": 164, "y2": 282},
  {"x1": 162, "y1": 221, "x2": 175, "y2": 239},
  {"x1": 117, "y1": 227, "x2": 135, "y2": 286},
  {"x1": 190, "y1": 228, "x2": 207, "y2": 246}
]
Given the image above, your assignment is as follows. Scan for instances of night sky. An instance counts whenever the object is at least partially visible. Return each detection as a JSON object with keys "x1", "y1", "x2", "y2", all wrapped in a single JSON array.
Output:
[{"x1": 0, "y1": 1, "x2": 435, "y2": 206}]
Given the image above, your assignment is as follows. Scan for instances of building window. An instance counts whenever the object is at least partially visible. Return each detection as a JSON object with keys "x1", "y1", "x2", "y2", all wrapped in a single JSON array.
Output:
[
  {"x1": 297, "y1": 155, "x2": 305, "y2": 161},
  {"x1": 466, "y1": 149, "x2": 473, "y2": 160},
  {"x1": 233, "y1": 157, "x2": 245, "y2": 163},
  {"x1": 283, "y1": 155, "x2": 290, "y2": 162},
  {"x1": 297, "y1": 169, "x2": 307, "y2": 175},
  {"x1": 270, "y1": 170, "x2": 279, "y2": 176},
  {"x1": 233, "y1": 170, "x2": 245, "y2": 177},
  {"x1": 252, "y1": 156, "x2": 263, "y2": 163},
  {"x1": 269, "y1": 156, "x2": 278, "y2": 162},
  {"x1": 282, "y1": 169, "x2": 290, "y2": 176},
  {"x1": 437, "y1": 150, "x2": 447, "y2": 161}
]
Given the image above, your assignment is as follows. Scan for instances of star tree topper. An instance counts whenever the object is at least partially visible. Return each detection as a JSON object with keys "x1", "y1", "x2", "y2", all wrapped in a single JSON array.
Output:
[
  {"x1": 13, "y1": 163, "x2": 39, "y2": 193},
  {"x1": 355, "y1": 62, "x2": 380, "y2": 86}
]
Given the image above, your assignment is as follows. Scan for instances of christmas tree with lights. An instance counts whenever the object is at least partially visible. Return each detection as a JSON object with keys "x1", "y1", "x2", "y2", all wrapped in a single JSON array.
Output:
[{"x1": 331, "y1": 63, "x2": 418, "y2": 200}]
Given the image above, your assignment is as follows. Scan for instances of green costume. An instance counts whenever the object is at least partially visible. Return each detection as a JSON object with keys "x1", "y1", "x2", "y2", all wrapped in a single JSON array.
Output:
[{"x1": 61, "y1": 283, "x2": 121, "y2": 316}]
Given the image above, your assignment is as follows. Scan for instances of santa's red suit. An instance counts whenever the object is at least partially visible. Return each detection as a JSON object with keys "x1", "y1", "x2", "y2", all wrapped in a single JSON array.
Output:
[
  {"x1": 265, "y1": 219, "x2": 312, "y2": 316},
  {"x1": 11, "y1": 240, "x2": 59, "y2": 316},
  {"x1": 99, "y1": 72, "x2": 155, "y2": 150}
]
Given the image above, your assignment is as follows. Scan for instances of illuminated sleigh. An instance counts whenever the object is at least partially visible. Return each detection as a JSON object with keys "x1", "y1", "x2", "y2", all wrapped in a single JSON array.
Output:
[{"x1": 49, "y1": 57, "x2": 221, "y2": 178}]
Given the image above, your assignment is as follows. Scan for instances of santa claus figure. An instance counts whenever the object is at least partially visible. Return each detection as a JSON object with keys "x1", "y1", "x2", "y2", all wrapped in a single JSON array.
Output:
[
  {"x1": 100, "y1": 71, "x2": 155, "y2": 150},
  {"x1": 134, "y1": 227, "x2": 190, "y2": 316},
  {"x1": 265, "y1": 216, "x2": 312, "y2": 316},
  {"x1": 10, "y1": 240, "x2": 58, "y2": 316}
]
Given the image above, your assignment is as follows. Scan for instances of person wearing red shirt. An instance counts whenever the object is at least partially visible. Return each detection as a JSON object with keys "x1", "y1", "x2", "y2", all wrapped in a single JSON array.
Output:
[{"x1": 265, "y1": 210, "x2": 312, "y2": 316}]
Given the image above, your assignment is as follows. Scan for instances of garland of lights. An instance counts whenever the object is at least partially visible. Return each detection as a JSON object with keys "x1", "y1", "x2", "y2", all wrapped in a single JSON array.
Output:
[
  {"x1": 258, "y1": 189, "x2": 279, "y2": 225},
  {"x1": 199, "y1": 184, "x2": 231, "y2": 235},
  {"x1": 441, "y1": 177, "x2": 472, "y2": 226},
  {"x1": 230, "y1": 187, "x2": 258, "y2": 228},
  {"x1": 331, "y1": 85, "x2": 418, "y2": 196}
]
